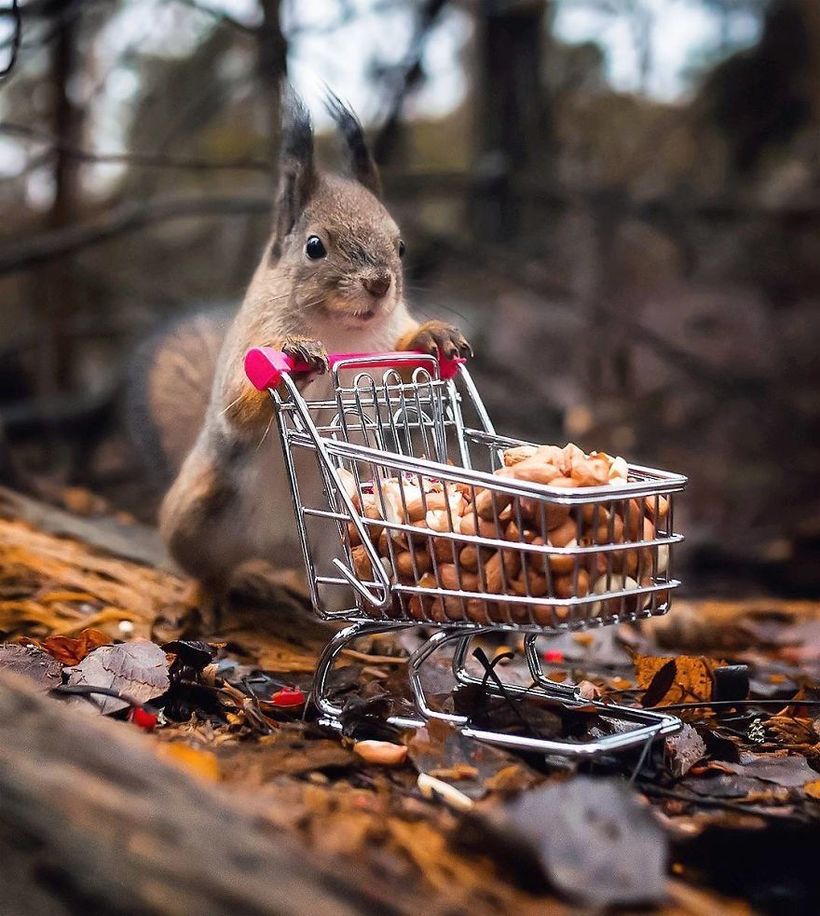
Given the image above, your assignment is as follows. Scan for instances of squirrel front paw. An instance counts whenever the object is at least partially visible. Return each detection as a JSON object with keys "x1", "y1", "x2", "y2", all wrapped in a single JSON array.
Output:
[
  {"x1": 282, "y1": 336, "x2": 329, "y2": 374},
  {"x1": 403, "y1": 321, "x2": 473, "y2": 361}
]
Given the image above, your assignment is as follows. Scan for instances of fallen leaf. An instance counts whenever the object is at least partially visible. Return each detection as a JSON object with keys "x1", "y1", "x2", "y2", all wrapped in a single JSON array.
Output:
[
  {"x1": 666, "y1": 724, "x2": 707, "y2": 778},
  {"x1": 0, "y1": 643, "x2": 62, "y2": 692},
  {"x1": 504, "y1": 777, "x2": 667, "y2": 906},
  {"x1": 634, "y1": 653, "x2": 724, "y2": 706},
  {"x1": 640, "y1": 659, "x2": 676, "y2": 707},
  {"x1": 158, "y1": 743, "x2": 220, "y2": 781},
  {"x1": 764, "y1": 715, "x2": 818, "y2": 746},
  {"x1": 407, "y1": 719, "x2": 532, "y2": 799},
  {"x1": 804, "y1": 779, "x2": 820, "y2": 799},
  {"x1": 42, "y1": 628, "x2": 108, "y2": 665},
  {"x1": 724, "y1": 754, "x2": 818, "y2": 789},
  {"x1": 65, "y1": 639, "x2": 170, "y2": 714}
]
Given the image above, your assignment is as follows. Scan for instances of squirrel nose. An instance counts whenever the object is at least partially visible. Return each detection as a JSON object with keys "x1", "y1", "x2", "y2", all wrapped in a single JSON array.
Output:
[{"x1": 362, "y1": 273, "x2": 391, "y2": 298}]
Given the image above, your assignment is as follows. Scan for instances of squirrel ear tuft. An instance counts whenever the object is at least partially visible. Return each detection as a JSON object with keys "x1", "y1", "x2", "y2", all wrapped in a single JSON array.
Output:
[
  {"x1": 324, "y1": 90, "x2": 382, "y2": 198},
  {"x1": 272, "y1": 88, "x2": 317, "y2": 256}
]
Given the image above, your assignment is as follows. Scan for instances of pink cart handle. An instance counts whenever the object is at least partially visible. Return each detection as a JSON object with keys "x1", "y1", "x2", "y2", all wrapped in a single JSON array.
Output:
[{"x1": 244, "y1": 347, "x2": 465, "y2": 390}]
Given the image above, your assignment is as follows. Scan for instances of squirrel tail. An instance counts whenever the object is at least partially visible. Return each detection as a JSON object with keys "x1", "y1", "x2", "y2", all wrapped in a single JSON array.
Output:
[{"x1": 127, "y1": 306, "x2": 232, "y2": 484}]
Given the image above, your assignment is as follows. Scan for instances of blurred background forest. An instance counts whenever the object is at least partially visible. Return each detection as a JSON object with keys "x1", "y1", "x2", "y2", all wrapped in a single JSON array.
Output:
[{"x1": 0, "y1": 0, "x2": 818, "y2": 597}]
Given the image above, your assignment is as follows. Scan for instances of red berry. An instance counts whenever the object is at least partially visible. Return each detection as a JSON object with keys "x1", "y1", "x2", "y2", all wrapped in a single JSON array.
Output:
[
  {"x1": 129, "y1": 706, "x2": 158, "y2": 731},
  {"x1": 270, "y1": 686, "x2": 305, "y2": 708},
  {"x1": 543, "y1": 649, "x2": 564, "y2": 664}
]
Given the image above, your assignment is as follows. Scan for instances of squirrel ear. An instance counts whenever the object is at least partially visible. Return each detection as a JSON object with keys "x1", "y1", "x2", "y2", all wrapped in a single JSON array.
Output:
[
  {"x1": 272, "y1": 89, "x2": 317, "y2": 257},
  {"x1": 324, "y1": 90, "x2": 382, "y2": 198}
]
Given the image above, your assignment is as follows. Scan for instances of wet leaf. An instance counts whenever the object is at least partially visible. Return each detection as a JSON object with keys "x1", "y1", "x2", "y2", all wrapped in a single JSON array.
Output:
[
  {"x1": 0, "y1": 643, "x2": 62, "y2": 692},
  {"x1": 504, "y1": 777, "x2": 667, "y2": 906},
  {"x1": 42, "y1": 628, "x2": 108, "y2": 665},
  {"x1": 66, "y1": 639, "x2": 170, "y2": 714}
]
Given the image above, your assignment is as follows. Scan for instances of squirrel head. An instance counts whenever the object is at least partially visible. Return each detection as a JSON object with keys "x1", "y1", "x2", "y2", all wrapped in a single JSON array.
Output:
[{"x1": 262, "y1": 91, "x2": 405, "y2": 330}]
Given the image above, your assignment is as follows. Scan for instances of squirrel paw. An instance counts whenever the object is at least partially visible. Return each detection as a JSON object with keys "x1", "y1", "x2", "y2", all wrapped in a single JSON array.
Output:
[
  {"x1": 404, "y1": 321, "x2": 473, "y2": 361},
  {"x1": 282, "y1": 336, "x2": 329, "y2": 374}
]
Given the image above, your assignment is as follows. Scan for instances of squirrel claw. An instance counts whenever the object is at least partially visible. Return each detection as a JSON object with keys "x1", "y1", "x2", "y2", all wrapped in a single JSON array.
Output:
[
  {"x1": 282, "y1": 337, "x2": 329, "y2": 375},
  {"x1": 405, "y1": 321, "x2": 473, "y2": 362}
]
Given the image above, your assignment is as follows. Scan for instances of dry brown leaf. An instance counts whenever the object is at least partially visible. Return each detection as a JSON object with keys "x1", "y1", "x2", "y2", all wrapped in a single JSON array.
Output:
[
  {"x1": 0, "y1": 643, "x2": 62, "y2": 692},
  {"x1": 42, "y1": 628, "x2": 109, "y2": 665},
  {"x1": 634, "y1": 653, "x2": 725, "y2": 706},
  {"x1": 158, "y1": 743, "x2": 220, "y2": 782},
  {"x1": 804, "y1": 779, "x2": 820, "y2": 799},
  {"x1": 66, "y1": 639, "x2": 170, "y2": 714}
]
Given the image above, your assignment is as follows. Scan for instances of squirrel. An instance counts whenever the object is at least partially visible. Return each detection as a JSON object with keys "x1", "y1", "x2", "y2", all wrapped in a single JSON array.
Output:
[{"x1": 132, "y1": 92, "x2": 472, "y2": 620}]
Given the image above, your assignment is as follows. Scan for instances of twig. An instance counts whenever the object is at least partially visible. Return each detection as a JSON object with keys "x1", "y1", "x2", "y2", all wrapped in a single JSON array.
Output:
[
  {"x1": 341, "y1": 648, "x2": 408, "y2": 665},
  {"x1": 373, "y1": 0, "x2": 449, "y2": 164},
  {"x1": 0, "y1": 192, "x2": 271, "y2": 275},
  {"x1": 0, "y1": 122, "x2": 270, "y2": 172},
  {"x1": 655, "y1": 699, "x2": 820, "y2": 712},
  {"x1": 639, "y1": 783, "x2": 795, "y2": 820},
  {"x1": 51, "y1": 683, "x2": 147, "y2": 709}
]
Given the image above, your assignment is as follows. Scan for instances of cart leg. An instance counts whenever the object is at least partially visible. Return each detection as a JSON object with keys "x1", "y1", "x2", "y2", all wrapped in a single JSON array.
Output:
[
  {"x1": 408, "y1": 629, "x2": 475, "y2": 725},
  {"x1": 524, "y1": 634, "x2": 577, "y2": 700},
  {"x1": 418, "y1": 630, "x2": 682, "y2": 757},
  {"x1": 312, "y1": 620, "x2": 423, "y2": 731}
]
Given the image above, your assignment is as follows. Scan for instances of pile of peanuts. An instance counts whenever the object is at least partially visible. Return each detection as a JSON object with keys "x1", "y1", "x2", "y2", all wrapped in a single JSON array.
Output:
[{"x1": 342, "y1": 442, "x2": 669, "y2": 627}]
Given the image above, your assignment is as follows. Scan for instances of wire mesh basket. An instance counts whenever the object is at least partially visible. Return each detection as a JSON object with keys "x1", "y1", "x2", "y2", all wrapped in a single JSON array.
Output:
[{"x1": 245, "y1": 348, "x2": 688, "y2": 757}]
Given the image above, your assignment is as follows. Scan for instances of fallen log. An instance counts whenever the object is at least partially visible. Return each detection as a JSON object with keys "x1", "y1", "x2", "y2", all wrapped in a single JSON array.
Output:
[{"x1": 0, "y1": 670, "x2": 407, "y2": 916}]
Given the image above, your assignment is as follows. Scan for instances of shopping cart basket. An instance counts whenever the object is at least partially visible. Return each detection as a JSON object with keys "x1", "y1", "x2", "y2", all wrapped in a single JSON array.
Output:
[{"x1": 245, "y1": 347, "x2": 688, "y2": 757}]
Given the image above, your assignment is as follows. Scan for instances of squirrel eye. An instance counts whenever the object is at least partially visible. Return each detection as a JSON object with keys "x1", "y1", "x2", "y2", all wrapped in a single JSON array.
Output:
[
  {"x1": 398, "y1": 239, "x2": 406, "y2": 258},
  {"x1": 305, "y1": 236, "x2": 326, "y2": 259}
]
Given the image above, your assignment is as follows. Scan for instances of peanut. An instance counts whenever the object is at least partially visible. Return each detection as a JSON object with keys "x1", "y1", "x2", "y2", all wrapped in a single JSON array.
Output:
[
  {"x1": 644, "y1": 494, "x2": 669, "y2": 521},
  {"x1": 474, "y1": 487, "x2": 513, "y2": 521},
  {"x1": 510, "y1": 568, "x2": 548, "y2": 598},
  {"x1": 459, "y1": 512, "x2": 504, "y2": 540},
  {"x1": 436, "y1": 564, "x2": 479, "y2": 592},
  {"x1": 465, "y1": 598, "x2": 493, "y2": 624},
  {"x1": 351, "y1": 545, "x2": 373, "y2": 579},
  {"x1": 394, "y1": 548, "x2": 432, "y2": 580},
  {"x1": 510, "y1": 461, "x2": 563, "y2": 486},
  {"x1": 481, "y1": 552, "x2": 505, "y2": 594},
  {"x1": 458, "y1": 544, "x2": 478, "y2": 571},
  {"x1": 501, "y1": 547, "x2": 522, "y2": 579},
  {"x1": 553, "y1": 568, "x2": 590, "y2": 599},
  {"x1": 548, "y1": 542, "x2": 578, "y2": 576},
  {"x1": 547, "y1": 516, "x2": 578, "y2": 548},
  {"x1": 570, "y1": 457, "x2": 610, "y2": 487},
  {"x1": 353, "y1": 740, "x2": 408, "y2": 766},
  {"x1": 432, "y1": 535, "x2": 459, "y2": 564},
  {"x1": 502, "y1": 445, "x2": 538, "y2": 466}
]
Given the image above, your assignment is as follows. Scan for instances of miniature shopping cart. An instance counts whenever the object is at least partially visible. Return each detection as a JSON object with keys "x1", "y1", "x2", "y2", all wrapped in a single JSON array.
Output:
[{"x1": 245, "y1": 348, "x2": 688, "y2": 757}]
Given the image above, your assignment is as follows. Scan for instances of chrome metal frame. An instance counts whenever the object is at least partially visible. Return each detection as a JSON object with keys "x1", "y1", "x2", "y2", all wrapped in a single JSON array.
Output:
[{"x1": 266, "y1": 354, "x2": 688, "y2": 757}]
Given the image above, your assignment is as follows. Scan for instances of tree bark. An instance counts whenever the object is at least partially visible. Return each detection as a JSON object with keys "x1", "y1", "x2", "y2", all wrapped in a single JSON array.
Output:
[
  {"x1": 0, "y1": 670, "x2": 406, "y2": 915},
  {"x1": 471, "y1": 0, "x2": 550, "y2": 241}
]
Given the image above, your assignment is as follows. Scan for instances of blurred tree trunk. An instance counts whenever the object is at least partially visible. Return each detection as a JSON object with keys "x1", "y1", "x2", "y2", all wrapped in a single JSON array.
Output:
[
  {"x1": 256, "y1": 0, "x2": 286, "y2": 185},
  {"x1": 39, "y1": 0, "x2": 83, "y2": 399},
  {"x1": 471, "y1": 0, "x2": 550, "y2": 241},
  {"x1": 800, "y1": 0, "x2": 820, "y2": 120}
]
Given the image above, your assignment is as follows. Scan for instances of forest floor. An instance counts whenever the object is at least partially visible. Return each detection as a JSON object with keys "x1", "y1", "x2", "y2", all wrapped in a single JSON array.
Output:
[{"x1": 1, "y1": 484, "x2": 818, "y2": 914}]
